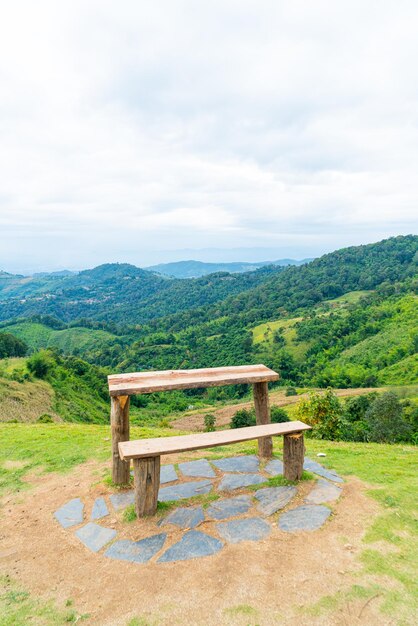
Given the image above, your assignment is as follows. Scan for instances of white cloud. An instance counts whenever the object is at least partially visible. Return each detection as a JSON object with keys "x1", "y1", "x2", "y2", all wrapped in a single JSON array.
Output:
[{"x1": 0, "y1": 0, "x2": 417, "y2": 272}]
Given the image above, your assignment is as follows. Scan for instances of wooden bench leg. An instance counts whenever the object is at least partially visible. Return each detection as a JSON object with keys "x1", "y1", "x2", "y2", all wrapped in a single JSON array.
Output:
[
  {"x1": 133, "y1": 456, "x2": 160, "y2": 517},
  {"x1": 111, "y1": 395, "x2": 130, "y2": 484},
  {"x1": 283, "y1": 432, "x2": 305, "y2": 480},
  {"x1": 253, "y1": 381, "x2": 273, "y2": 459}
]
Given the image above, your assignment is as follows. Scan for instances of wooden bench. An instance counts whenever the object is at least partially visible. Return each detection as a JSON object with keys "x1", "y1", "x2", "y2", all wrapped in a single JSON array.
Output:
[
  {"x1": 108, "y1": 364, "x2": 279, "y2": 485},
  {"x1": 119, "y1": 421, "x2": 311, "y2": 516}
]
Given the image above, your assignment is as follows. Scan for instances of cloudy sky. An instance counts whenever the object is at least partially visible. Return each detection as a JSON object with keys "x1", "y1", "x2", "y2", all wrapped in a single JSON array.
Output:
[{"x1": 1, "y1": 1, "x2": 417, "y2": 273}]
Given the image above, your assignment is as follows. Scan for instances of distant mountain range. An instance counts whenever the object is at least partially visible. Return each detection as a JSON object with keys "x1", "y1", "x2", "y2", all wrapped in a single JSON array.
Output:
[{"x1": 146, "y1": 258, "x2": 312, "y2": 278}]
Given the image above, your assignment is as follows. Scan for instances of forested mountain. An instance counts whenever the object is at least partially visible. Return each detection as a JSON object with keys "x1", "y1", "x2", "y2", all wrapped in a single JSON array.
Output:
[
  {"x1": 1, "y1": 235, "x2": 417, "y2": 397},
  {"x1": 147, "y1": 258, "x2": 311, "y2": 278},
  {"x1": 0, "y1": 263, "x2": 281, "y2": 324}
]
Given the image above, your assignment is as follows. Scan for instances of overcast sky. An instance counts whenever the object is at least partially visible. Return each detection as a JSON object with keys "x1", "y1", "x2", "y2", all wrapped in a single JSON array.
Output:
[{"x1": 1, "y1": 1, "x2": 417, "y2": 273}]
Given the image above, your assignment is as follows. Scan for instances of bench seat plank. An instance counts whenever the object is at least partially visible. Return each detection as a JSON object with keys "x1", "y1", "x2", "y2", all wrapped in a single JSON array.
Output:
[
  {"x1": 108, "y1": 364, "x2": 279, "y2": 397},
  {"x1": 119, "y1": 421, "x2": 311, "y2": 460}
]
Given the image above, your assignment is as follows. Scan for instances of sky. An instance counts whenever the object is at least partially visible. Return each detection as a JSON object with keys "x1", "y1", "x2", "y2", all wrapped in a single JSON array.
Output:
[{"x1": 1, "y1": 1, "x2": 417, "y2": 273}]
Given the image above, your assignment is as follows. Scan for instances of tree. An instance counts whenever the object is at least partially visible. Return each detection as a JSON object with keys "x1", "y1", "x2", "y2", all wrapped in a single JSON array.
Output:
[
  {"x1": 0, "y1": 332, "x2": 28, "y2": 359},
  {"x1": 297, "y1": 389, "x2": 344, "y2": 440},
  {"x1": 365, "y1": 392, "x2": 412, "y2": 442}
]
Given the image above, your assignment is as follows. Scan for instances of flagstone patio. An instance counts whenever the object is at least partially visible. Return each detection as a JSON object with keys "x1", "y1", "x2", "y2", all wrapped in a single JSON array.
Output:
[{"x1": 53, "y1": 455, "x2": 343, "y2": 564}]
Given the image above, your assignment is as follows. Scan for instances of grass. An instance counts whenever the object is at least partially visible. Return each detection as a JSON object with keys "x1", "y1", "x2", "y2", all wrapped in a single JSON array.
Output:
[
  {"x1": 302, "y1": 438, "x2": 418, "y2": 623},
  {"x1": 0, "y1": 423, "x2": 176, "y2": 497},
  {"x1": 0, "y1": 575, "x2": 88, "y2": 625},
  {"x1": 251, "y1": 317, "x2": 311, "y2": 361}
]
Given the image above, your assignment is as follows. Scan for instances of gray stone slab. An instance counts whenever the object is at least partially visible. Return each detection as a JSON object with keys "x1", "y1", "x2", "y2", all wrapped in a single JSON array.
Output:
[
  {"x1": 264, "y1": 458, "x2": 284, "y2": 476},
  {"x1": 54, "y1": 498, "x2": 84, "y2": 528},
  {"x1": 158, "y1": 480, "x2": 213, "y2": 502},
  {"x1": 91, "y1": 497, "x2": 109, "y2": 521},
  {"x1": 206, "y1": 495, "x2": 252, "y2": 520},
  {"x1": 131, "y1": 465, "x2": 178, "y2": 483},
  {"x1": 161, "y1": 506, "x2": 205, "y2": 529},
  {"x1": 158, "y1": 530, "x2": 223, "y2": 562},
  {"x1": 305, "y1": 479, "x2": 342, "y2": 504},
  {"x1": 178, "y1": 459, "x2": 216, "y2": 478},
  {"x1": 75, "y1": 522, "x2": 117, "y2": 552},
  {"x1": 255, "y1": 486, "x2": 297, "y2": 516},
  {"x1": 278, "y1": 505, "x2": 331, "y2": 532},
  {"x1": 160, "y1": 464, "x2": 178, "y2": 484},
  {"x1": 212, "y1": 455, "x2": 260, "y2": 473},
  {"x1": 109, "y1": 491, "x2": 135, "y2": 511},
  {"x1": 304, "y1": 457, "x2": 343, "y2": 483},
  {"x1": 105, "y1": 533, "x2": 166, "y2": 563},
  {"x1": 218, "y1": 473, "x2": 266, "y2": 491},
  {"x1": 217, "y1": 517, "x2": 271, "y2": 543}
]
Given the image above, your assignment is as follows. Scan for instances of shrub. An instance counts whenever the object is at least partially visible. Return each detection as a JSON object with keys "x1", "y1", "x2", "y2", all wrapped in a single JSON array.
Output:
[
  {"x1": 270, "y1": 406, "x2": 289, "y2": 423},
  {"x1": 204, "y1": 413, "x2": 216, "y2": 432},
  {"x1": 27, "y1": 350, "x2": 55, "y2": 379},
  {"x1": 365, "y1": 392, "x2": 412, "y2": 443},
  {"x1": 230, "y1": 408, "x2": 256, "y2": 429},
  {"x1": 37, "y1": 413, "x2": 54, "y2": 423},
  {"x1": 285, "y1": 387, "x2": 298, "y2": 397},
  {"x1": 297, "y1": 388, "x2": 344, "y2": 439}
]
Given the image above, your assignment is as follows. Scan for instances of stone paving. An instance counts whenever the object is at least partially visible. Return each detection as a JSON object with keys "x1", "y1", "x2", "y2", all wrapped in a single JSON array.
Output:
[{"x1": 54, "y1": 454, "x2": 343, "y2": 564}]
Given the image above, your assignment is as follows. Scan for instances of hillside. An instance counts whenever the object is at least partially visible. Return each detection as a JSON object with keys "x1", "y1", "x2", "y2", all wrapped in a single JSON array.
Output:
[
  {"x1": 147, "y1": 258, "x2": 311, "y2": 278},
  {"x1": 0, "y1": 263, "x2": 280, "y2": 324},
  {"x1": 0, "y1": 236, "x2": 416, "y2": 401}
]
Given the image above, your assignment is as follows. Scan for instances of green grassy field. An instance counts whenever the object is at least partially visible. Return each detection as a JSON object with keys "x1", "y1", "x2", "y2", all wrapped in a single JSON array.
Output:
[{"x1": 251, "y1": 317, "x2": 311, "y2": 361}]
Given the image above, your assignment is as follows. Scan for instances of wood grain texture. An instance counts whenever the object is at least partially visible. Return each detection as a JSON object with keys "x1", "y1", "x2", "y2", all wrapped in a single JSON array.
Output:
[
  {"x1": 253, "y1": 381, "x2": 273, "y2": 458},
  {"x1": 133, "y1": 456, "x2": 160, "y2": 517},
  {"x1": 111, "y1": 395, "x2": 131, "y2": 484},
  {"x1": 108, "y1": 364, "x2": 279, "y2": 396},
  {"x1": 283, "y1": 432, "x2": 305, "y2": 480},
  {"x1": 119, "y1": 421, "x2": 311, "y2": 460}
]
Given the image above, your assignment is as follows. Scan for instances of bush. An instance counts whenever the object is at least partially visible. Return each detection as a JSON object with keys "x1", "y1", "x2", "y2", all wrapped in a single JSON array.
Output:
[
  {"x1": 27, "y1": 350, "x2": 55, "y2": 379},
  {"x1": 37, "y1": 413, "x2": 54, "y2": 423},
  {"x1": 270, "y1": 406, "x2": 289, "y2": 423},
  {"x1": 230, "y1": 408, "x2": 256, "y2": 429},
  {"x1": 365, "y1": 392, "x2": 412, "y2": 443},
  {"x1": 285, "y1": 387, "x2": 298, "y2": 397},
  {"x1": 204, "y1": 413, "x2": 216, "y2": 432},
  {"x1": 297, "y1": 388, "x2": 344, "y2": 439}
]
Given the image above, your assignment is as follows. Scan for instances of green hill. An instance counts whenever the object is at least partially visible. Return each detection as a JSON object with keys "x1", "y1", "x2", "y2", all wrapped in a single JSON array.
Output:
[{"x1": 0, "y1": 321, "x2": 118, "y2": 355}]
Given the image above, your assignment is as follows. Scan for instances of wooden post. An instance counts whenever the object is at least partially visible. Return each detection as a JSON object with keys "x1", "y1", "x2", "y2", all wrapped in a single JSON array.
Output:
[
  {"x1": 111, "y1": 395, "x2": 130, "y2": 484},
  {"x1": 133, "y1": 456, "x2": 160, "y2": 517},
  {"x1": 283, "y1": 432, "x2": 305, "y2": 480},
  {"x1": 253, "y1": 381, "x2": 273, "y2": 459}
]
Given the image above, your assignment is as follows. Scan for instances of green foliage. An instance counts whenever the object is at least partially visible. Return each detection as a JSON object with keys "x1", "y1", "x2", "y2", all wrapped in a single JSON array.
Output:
[
  {"x1": 230, "y1": 408, "x2": 256, "y2": 428},
  {"x1": 27, "y1": 349, "x2": 54, "y2": 379},
  {"x1": 0, "y1": 332, "x2": 27, "y2": 358},
  {"x1": 285, "y1": 386, "x2": 298, "y2": 396},
  {"x1": 297, "y1": 389, "x2": 344, "y2": 439},
  {"x1": 37, "y1": 413, "x2": 54, "y2": 423},
  {"x1": 270, "y1": 406, "x2": 289, "y2": 423},
  {"x1": 204, "y1": 413, "x2": 216, "y2": 432},
  {"x1": 365, "y1": 392, "x2": 412, "y2": 443}
]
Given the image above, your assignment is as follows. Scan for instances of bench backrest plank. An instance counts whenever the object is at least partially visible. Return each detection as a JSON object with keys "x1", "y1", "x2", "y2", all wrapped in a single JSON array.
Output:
[
  {"x1": 118, "y1": 421, "x2": 311, "y2": 460},
  {"x1": 108, "y1": 364, "x2": 279, "y2": 396}
]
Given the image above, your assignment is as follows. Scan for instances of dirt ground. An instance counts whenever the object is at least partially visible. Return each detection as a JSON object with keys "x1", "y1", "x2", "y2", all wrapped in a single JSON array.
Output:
[
  {"x1": 172, "y1": 387, "x2": 385, "y2": 431},
  {"x1": 0, "y1": 457, "x2": 388, "y2": 626}
]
